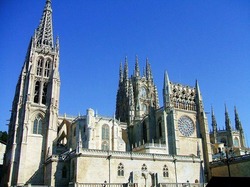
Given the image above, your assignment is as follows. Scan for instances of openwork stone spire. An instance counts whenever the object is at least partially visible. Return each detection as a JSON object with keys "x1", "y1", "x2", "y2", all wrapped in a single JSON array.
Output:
[{"x1": 36, "y1": 0, "x2": 54, "y2": 47}]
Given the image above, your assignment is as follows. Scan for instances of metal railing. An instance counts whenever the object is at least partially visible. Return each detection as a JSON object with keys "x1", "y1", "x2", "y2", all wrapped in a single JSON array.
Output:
[
  {"x1": 20, "y1": 182, "x2": 208, "y2": 187},
  {"x1": 69, "y1": 183, "x2": 207, "y2": 187},
  {"x1": 160, "y1": 183, "x2": 207, "y2": 187}
]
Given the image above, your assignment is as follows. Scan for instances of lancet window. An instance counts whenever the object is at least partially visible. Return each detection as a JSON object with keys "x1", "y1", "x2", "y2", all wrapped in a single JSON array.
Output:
[
  {"x1": 33, "y1": 115, "x2": 43, "y2": 134},
  {"x1": 163, "y1": 165, "x2": 169, "y2": 177},
  {"x1": 36, "y1": 57, "x2": 52, "y2": 78},
  {"x1": 42, "y1": 82, "x2": 48, "y2": 104},
  {"x1": 117, "y1": 163, "x2": 124, "y2": 176},
  {"x1": 44, "y1": 59, "x2": 51, "y2": 77},
  {"x1": 102, "y1": 124, "x2": 109, "y2": 140},
  {"x1": 37, "y1": 58, "x2": 43, "y2": 76},
  {"x1": 101, "y1": 124, "x2": 110, "y2": 150},
  {"x1": 34, "y1": 81, "x2": 40, "y2": 103}
]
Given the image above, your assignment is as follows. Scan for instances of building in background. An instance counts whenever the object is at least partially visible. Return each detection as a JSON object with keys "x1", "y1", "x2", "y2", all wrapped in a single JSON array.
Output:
[
  {"x1": 209, "y1": 106, "x2": 250, "y2": 178},
  {"x1": 210, "y1": 105, "x2": 248, "y2": 158}
]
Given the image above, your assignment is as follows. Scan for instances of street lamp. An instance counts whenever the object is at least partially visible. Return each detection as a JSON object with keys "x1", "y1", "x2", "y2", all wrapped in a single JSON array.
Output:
[{"x1": 219, "y1": 148, "x2": 234, "y2": 177}]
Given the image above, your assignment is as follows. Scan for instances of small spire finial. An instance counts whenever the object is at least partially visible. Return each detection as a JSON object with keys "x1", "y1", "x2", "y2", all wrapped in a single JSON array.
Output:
[
  {"x1": 211, "y1": 105, "x2": 217, "y2": 133},
  {"x1": 123, "y1": 57, "x2": 129, "y2": 80},
  {"x1": 234, "y1": 105, "x2": 243, "y2": 131},
  {"x1": 146, "y1": 58, "x2": 153, "y2": 80},
  {"x1": 195, "y1": 80, "x2": 202, "y2": 100},
  {"x1": 224, "y1": 103, "x2": 232, "y2": 131},
  {"x1": 134, "y1": 55, "x2": 140, "y2": 77}
]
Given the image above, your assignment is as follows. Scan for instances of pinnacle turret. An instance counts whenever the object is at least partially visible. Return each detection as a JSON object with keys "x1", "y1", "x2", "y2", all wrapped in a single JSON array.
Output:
[
  {"x1": 134, "y1": 55, "x2": 140, "y2": 77},
  {"x1": 163, "y1": 71, "x2": 170, "y2": 93},
  {"x1": 195, "y1": 80, "x2": 204, "y2": 112},
  {"x1": 146, "y1": 58, "x2": 153, "y2": 80},
  {"x1": 123, "y1": 57, "x2": 129, "y2": 81},
  {"x1": 211, "y1": 106, "x2": 217, "y2": 133},
  {"x1": 225, "y1": 104, "x2": 232, "y2": 131},
  {"x1": 234, "y1": 106, "x2": 243, "y2": 131},
  {"x1": 195, "y1": 80, "x2": 202, "y2": 101},
  {"x1": 163, "y1": 71, "x2": 171, "y2": 108}
]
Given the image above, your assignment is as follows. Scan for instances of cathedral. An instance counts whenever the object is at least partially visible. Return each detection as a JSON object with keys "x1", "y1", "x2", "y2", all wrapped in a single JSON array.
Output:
[{"x1": 2, "y1": 1, "x2": 248, "y2": 187}]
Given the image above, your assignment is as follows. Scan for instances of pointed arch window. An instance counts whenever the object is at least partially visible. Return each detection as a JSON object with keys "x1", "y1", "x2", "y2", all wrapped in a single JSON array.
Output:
[
  {"x1": 33, "y1": 115, "x2": 43, "y2": 134},
  {"x1": 37, "y1": 58, "x2": 43, "y2": 76},
  {"x1": 42, "y1": 82, "x2": 48, "y2": 104},
  {"x1": 117, "y1": 163, "x2": 124, "y2": 176},
  {"x1": 163, "y1": 165, "x2": 169, "y2": 177},
  {"x1": 34, "y1": 81, "x2": 41, "y2": 103},
  {"x1": 141, "y1": 164, "x2": 147, "y2": 172},
  {"x1": 44, "y1": 59, "x2": 51, "y2": 77},
  {"x1": 102, "y1": 124, "x2": 109, "y2": 140}
]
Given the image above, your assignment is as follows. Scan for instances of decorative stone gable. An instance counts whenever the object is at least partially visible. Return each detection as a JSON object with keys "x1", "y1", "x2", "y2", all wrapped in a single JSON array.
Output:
[{"x1": 170, "y1": 82, "x2": 196, "y2": 111}]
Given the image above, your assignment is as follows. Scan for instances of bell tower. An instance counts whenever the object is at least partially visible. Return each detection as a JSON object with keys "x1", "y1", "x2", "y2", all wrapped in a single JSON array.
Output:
[{"x1": 2, "y1": 0, "x2": 60, "y2": 186}]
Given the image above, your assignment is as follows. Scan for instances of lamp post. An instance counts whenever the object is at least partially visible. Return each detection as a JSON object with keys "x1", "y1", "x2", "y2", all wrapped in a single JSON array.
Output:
[
  {"x1": 220, "y1": 148, "x2": 234, "y2": 177},
  {"x1": 107, "y1": 154, "x2": 112, "y2": 186},
  {"x1": 173, "y1": 157, "x2": 178, "y2": 187}
]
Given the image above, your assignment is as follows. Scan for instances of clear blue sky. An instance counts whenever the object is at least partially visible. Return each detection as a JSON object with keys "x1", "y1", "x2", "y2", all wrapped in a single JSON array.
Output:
[{"x1": 0, "y1": 0, "x2": 250, "y2": 146}]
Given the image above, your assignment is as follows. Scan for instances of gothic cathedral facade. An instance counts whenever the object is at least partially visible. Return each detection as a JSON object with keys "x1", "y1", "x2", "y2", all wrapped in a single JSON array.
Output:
[{"x1": 2, "y1": 1, "x2": 248, "y2": 187}]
